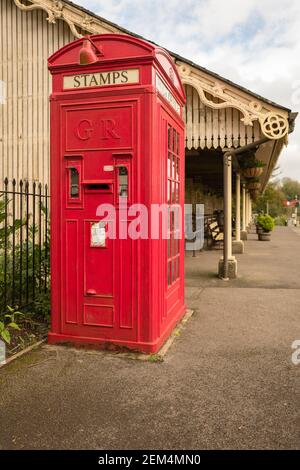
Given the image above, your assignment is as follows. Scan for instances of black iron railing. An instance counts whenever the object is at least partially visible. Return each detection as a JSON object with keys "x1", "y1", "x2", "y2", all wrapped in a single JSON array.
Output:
[{"x1": 0, "y1": 178, "x2": 50, "y2": 314}]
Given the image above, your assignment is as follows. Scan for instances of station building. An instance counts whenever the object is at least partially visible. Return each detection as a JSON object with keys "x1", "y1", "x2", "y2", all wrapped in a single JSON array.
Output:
[{"x1": 0, "y1": 0, "x2": 296, "y2": 280}]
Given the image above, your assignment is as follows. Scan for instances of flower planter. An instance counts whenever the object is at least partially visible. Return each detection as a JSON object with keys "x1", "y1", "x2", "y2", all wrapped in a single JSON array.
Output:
[
  {"x1": 242, "y1": 167, "x2": 264, "y2": 178},
  {"x1": 246, "y1": 182, "x2": 261, "y2": 190},
  {"x1": 258, "y1": 231, "x2": 271, "y2": 241},
  {"x1": 250, "y1": 189, "x2": 259, "y2": 200},
  {"x1": 256, "y1": 215, "x2": 274, "y2": 239}
]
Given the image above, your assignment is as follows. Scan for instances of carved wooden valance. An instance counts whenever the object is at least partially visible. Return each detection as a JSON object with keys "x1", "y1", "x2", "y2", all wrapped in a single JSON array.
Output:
[{"x1": 14, "y1": 0, "x2": 290, "y2": 141}]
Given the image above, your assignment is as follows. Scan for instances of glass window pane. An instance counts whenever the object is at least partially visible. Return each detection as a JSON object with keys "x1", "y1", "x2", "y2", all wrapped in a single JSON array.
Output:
[
  {"x1": 167, "y1": 180, "x2": 171, "y2": 204},
  {"x1": 170, "y1": 210, "x2": 174, "y2": 231},
  {"x1": 173, "y1": 236, "x2": 179, "y2": 255},
  {"x1": 168, "y1": 261, "x2": 172, "y2": 286},
  {"x1": 172, "y1": 237, "x2": 177, "y2": 257},
  {"x1": 172, "y1": 260, "x2": 176, "y2": 282},
  {"x1": 172, "y1": 156, "x2": 176, "y2": 180},
  {"x1": 176, "y1": 132, "x2": 180, "y2": 155},
  {"x1": 118, "y1": 166, "x2": 128, "y2": 198},
  {"x1": 176, "y1": 256, "x2": 179, "y2": 279},
  {"x1": 172, "y1": 181, "x2": 176, "y2": 203},
  {"x1": 168, "y1": 153, "x2": 172, "y2": 179},
  {"x1": 70, "y1": 168, "x2": 79, "y2": 198},
  {"x1": 167, "y1": 237, "x2": 171, "y2": 258},
  {"x1": 168, "y1": 126, "x2": 172, "y2": 150},
  {"x1": 176, "y1": 158, "x2": 180, "y2": 181},
  {"x1": 173, "y1": 130, "x2": 176, "y2": 153}
]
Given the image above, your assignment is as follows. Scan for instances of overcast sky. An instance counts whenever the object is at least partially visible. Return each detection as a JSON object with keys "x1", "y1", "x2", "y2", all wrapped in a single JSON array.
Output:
[{"x1": 76, "y1": 0, "x2": 300, "y2": 181}]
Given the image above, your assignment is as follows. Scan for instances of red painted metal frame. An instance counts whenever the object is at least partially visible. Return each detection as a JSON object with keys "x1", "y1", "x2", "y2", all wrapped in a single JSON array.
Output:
[{"x1": 48, "y1": 34, "x2": 186, "y2": 353}]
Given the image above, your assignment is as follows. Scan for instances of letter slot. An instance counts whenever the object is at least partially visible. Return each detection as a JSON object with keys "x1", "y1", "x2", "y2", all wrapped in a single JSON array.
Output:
[
  {"x1": 117, "y1": 166, "x2": 128, "y2": 198},
  {"x1": 68, "y1": 167, "x2": 79, "y2": 198}
]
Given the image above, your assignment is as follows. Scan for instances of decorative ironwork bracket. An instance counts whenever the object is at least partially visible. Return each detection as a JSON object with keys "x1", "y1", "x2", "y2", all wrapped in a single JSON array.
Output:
[
  {"x1": 177, "y1": 62, "x2": 289, "y2": 140},
  {"x1": 13, "y1": 0, "x2": 117, "y2": 38}
]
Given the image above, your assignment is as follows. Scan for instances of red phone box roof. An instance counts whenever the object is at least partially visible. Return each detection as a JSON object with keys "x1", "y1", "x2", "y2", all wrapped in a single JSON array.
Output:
[{"x1": 48, "y1": 34, "x2": 186, "y2": 106}]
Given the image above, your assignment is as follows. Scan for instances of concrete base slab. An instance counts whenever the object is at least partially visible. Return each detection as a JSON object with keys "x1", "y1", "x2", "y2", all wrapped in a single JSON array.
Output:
[
  {"x1": 232, "y1": 240, "x2": 245, "y2": 254},
  {"x1": 241, "y1": 230, "x2": 248, "y2": 241},
  {"x1": 218, "y1": 258, "x2": 238, "y2": 279},
  {"x1": 46, "y1": 309, "x2": 195, "y2": 363}
]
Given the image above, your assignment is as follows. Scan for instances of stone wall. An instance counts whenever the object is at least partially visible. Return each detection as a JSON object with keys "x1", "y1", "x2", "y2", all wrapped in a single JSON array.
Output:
[{"x1": 185, "y1": 178, "x2": 223, "y2": 215}]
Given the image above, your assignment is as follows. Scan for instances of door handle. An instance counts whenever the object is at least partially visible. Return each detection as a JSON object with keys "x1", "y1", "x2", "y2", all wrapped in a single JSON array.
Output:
[{"x1": 86, "y1": 289, "x2": 97, "y2": 295}]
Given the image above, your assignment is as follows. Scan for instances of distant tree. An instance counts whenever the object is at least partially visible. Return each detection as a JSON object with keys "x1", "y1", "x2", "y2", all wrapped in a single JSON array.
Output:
[
  {"x1": 253, "y1": 181, "x2": 285, "y2": 217},
  {"x1": 253, "y1": 177, "x2": 300, "y2": 217},
  {"x1": 281, "y1": 177, "x2": 300, "y2": 201}
]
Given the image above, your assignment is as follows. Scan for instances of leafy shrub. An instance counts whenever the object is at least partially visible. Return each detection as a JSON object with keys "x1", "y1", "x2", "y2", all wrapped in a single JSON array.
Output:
[
  {"x1": 0, "y1": 306, "x2": 23, "y2": 344},
  {"x1": 256, "y1": 214, "x2": 275, "y2": 232},
  {"x1": 275, "y1": 215, "x2": 287, "y2": 226},
  {"x1": 0, "y1": 195, "x2": 50, "y2": 316},
  {"x1": 32, "y1": 291, "x2": 50, "y2": 321}
]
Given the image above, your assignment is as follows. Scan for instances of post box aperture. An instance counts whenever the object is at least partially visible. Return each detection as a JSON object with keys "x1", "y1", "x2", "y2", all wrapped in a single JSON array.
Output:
[{"x1": 48, "y1": 34, "x2": 186, "y2": 353}]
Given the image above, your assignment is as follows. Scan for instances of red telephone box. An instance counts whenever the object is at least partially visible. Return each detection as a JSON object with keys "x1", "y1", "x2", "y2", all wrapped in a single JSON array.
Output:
[{"x1": 48, "y1": 34, "x2": 186, "y2": 353}]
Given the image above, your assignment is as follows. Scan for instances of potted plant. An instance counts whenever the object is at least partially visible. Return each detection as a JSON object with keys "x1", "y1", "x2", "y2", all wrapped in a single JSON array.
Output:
[
  {"x1": 249, "y1": 189, "x2": 259, "y2": 200},
  {"x1": 256, "y1": 214, "x2": 275, "y2": 241},
  {"x1": 256, "y1": 214, "x2": 264, "y2": 234},
  {"x1": 239, "y1": 154, "x2": 265, "y2": 178},
  {"x1": 246, "y1": 177, "x2": 261, "y2": 191}
]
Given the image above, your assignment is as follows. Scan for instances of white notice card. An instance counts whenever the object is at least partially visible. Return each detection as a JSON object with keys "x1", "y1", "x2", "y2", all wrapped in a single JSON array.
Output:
[{"x1": 91, "y1": 222, "x2": 106, "y2": 247}]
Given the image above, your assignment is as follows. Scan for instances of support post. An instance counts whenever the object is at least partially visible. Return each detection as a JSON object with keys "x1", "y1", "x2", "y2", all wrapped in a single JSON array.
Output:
[
  {"x1": 246, "y1": 192, "x2": 251, "y2": 229},
  {"x1": 246, "y1": 191, "x2": 249, "y2": 228},
  {"x1": 249, "y1": 197, "x2": 253, "y2": 226},
  {"x1": 241, "y1": 183, "x2": 247, "y2": 240},
  {"x1": 219, "y1": 153, "x2": 237, "y2": 279},
  {"x1": 232, "y1": 172, "x2": 244, "y2": 254}
]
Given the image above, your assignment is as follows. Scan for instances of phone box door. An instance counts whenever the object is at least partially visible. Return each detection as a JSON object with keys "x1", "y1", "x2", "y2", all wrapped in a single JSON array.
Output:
[{"x1": 60, "y1": 100, "x2": 137, "y2": 343}]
